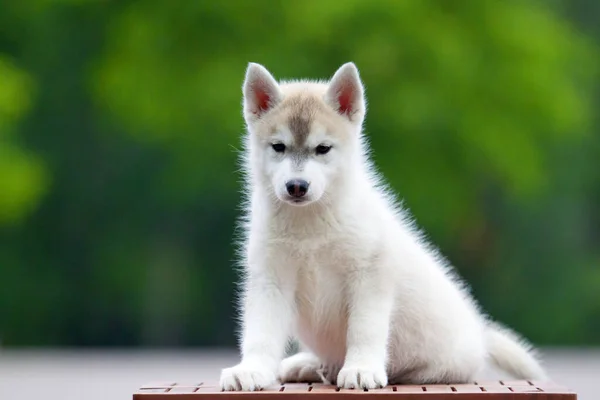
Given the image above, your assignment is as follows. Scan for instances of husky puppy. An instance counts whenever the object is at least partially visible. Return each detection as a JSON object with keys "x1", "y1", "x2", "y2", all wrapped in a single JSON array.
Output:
[{"x1": 219, "y1": 62, "x2": 547, "y2": 391}]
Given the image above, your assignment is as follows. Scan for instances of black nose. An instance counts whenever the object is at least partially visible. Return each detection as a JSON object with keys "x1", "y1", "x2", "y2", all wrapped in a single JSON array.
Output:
[{"x1": 286, "y1": 179, "x2": 310, "y2": 198}]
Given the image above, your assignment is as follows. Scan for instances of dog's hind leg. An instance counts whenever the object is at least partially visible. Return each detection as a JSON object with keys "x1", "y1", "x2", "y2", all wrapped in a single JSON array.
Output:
[{"x1": 278, "y1": 352, "x2": 323, "y2": 383}]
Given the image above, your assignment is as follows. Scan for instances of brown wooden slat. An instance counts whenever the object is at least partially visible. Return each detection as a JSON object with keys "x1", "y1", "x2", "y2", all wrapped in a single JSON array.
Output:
[
  {"x1": 140, "y1": 382, "x2": 176, "y2": 389},
  {"x1": 480, "y1": 384, "x2": 513, "y2": 393},
  {"x1": 169, "y1": 387, "x2": 200, "y2": 393},
  {"x1": 451, "y1": 384, "x2": 484, "y2": 393},
  {"x1": 501, "y1": 380, "x2": 535, "y2": 386},
  {"x1": 507, "y1": 386, "x2": 543, "y2": 393},
  {"x1": 392, "y1": 386, "x2": 424, "y2": 393},
  {"x1": 279, "y1": 383, "x2": 309, "y2": 393},
  {"x1": 364, "y1": 387, "x2": 397, "y2": 393},
  {"x1": 194, "y1": 386, "x2": 220, "y2": 393},
  {"x1": 263, "y1": 385, "x2": 286, "y2": 392},
  {"x1": 309, "y1": 385, "x2": 338, "y2": 393},
  {"x1": 477, "y1": 381, "x2": 503, "y2": 386},
  {"x1": 421, "y1": 385, "x2": 453, "y2": 393}
]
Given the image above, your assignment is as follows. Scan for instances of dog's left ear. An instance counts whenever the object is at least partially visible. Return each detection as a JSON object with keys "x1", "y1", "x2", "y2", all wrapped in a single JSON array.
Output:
[{"x1": 325, "y1": 62, "x2": 366, "y2": 123}]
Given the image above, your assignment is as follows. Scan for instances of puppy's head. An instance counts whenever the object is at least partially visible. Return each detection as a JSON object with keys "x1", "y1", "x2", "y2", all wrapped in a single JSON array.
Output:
[{"x1": 242, "y1": 62, "x2": 366, "y2": 207}]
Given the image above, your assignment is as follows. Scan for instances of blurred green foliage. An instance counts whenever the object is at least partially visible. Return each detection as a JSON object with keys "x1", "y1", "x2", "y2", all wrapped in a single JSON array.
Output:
[
  {"x1": 0, "y1": 0, "x2": 599, "y2": 347},
  {"x1": 0, "y1": 58, "x2": 47, "y2": 225}
]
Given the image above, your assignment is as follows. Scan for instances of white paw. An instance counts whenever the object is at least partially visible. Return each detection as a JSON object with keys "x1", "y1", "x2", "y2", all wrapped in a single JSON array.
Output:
[
  {"x1": 337, "y1": 365, "x2": 388, "y2": 390},
  {"x1": 220, "y1": 363, "x2": 277, "y2": 391},
  {"x1": 279, "y1": 352, "x2": 322, "y2": 383}
]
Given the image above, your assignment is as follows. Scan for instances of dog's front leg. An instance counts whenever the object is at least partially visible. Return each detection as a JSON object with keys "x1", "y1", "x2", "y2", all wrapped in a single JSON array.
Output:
[
  {"x1": 220, "y1": 258, "x2": 294, "y2": 391},
  {"x1": 337, "y1": 265, "x2": 393, "y2": 389}
]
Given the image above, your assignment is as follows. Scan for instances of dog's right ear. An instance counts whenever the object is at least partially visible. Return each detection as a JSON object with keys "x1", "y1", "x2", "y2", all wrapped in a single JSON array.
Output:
[{"x1": 243, "y1": 63, "x2": 282, "y2": 122}]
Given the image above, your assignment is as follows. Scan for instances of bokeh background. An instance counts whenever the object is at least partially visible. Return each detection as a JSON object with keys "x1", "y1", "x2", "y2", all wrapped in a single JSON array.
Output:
[{"x1": 1, "y1": 1, "x2": 599, "y2": 399}]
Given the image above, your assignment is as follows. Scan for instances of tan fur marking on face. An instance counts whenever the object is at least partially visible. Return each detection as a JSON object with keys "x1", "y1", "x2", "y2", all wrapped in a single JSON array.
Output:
[
  {"x1": 282, "y1": 95, "x2": 323, "y2": 146},
  {"x1": 251, "y1": 82, "x2": 354, "y2": 144}
]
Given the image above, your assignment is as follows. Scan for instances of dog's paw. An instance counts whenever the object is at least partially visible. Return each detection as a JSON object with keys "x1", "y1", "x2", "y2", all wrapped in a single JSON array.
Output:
[
  {"x1": 279, "y1": 352, "x2": 322, "y2": 383},
  {"x1": 220, "y1": 363, "x2": 277, "y2": 391},
  {"x1": 337, "y1": 365, "x2": 387, "y2": 390}
]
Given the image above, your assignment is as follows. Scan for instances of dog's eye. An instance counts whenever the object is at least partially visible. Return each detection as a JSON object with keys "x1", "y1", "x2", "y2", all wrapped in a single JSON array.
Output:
[
  {"x1": 271, "y1": 143, "x2": 286, "y2": 153},
  {"x1": 315, "y1": 145, "x2": 332, "y2": 155}
]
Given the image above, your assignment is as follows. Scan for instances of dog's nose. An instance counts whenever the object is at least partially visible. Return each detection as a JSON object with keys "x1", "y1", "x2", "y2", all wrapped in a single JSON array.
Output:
[{"x1": 286, "y1": 179, "x2": 310, "y2": 198}]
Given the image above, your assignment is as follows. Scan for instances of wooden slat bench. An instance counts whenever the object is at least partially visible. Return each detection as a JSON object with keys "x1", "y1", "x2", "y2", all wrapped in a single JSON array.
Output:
[{"x1": 134, "y1": 380, "x2": 576, "y2": 399}]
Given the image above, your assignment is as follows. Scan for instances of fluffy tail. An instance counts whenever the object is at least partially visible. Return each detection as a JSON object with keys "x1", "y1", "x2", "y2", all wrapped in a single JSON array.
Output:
[{"x1": 485, "y1": 322, "x2": 548, "y2": 381}]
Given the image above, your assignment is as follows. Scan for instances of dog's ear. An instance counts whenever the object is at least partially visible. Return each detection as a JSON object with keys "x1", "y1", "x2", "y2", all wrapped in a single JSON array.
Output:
[
  {"x1": 325, "y1": 62, "x2": 366, "y2": 123},
  {"x1": 243, "y1": 63, "x2": 282, "y2": 122}
]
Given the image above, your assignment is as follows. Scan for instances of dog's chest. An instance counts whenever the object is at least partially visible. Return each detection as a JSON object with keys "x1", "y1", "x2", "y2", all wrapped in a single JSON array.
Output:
[
  {"x1": 269, "y1": 221, "x2": 364, "y2": 362},
  {"x1": 290, "y1": 247, "x2": 349, "y2": 362}
]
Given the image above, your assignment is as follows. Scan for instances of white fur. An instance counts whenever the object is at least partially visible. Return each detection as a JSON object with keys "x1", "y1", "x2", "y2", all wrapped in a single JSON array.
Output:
[{"x1": 219, "y1": 62, "x2": 548, "y2": 391}]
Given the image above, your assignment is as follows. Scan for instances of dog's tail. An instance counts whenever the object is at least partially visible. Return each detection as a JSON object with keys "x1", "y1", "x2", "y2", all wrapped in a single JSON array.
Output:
[{"x1": 485, "y1": 322, "x2": 548, "y2": 381}]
